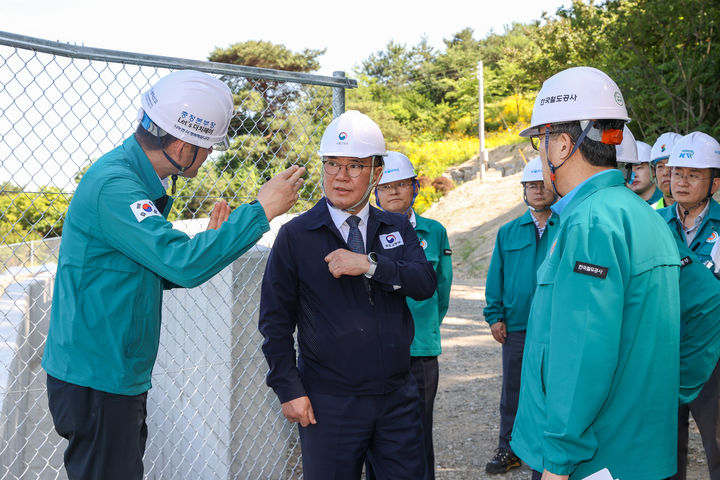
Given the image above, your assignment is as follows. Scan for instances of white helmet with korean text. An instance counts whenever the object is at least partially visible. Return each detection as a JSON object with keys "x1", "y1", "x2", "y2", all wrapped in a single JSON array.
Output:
[
  {"x1": 520, "y1": 66, "x2": 630, "y2": 138},
  {"x1": 139, "y1": 70, "x2": 234, "y2": 150}
]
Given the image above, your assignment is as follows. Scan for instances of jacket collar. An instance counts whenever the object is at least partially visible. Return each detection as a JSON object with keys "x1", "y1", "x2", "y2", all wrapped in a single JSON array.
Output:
[
  {"x1": 304, "y1": 198, "x2": 402, "y2": 243},
  {"x1": 121, "y1": 135, "x2": 167, "y2": 201},
  {"x1": 560, "y1": 169, "x2": 624, "y2": 217}
]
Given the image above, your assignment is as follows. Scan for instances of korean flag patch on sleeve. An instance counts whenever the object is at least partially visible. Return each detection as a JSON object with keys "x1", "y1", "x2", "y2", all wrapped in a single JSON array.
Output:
[{"x1": 131, "y1": 200, "x2": 161, "y2": 222}]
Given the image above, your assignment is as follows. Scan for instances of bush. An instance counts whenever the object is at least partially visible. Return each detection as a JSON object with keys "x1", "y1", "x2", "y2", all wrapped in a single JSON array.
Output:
[
  {"x1": 431, "y1": 176, "x2": 455, "y2": 193},
  {"x1": 400, "y1": 137, "x2": 479, "y2": 178}
]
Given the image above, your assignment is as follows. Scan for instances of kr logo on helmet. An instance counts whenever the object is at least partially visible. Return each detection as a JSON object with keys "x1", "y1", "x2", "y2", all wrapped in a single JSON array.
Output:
[
  {"x1": 678, "y1": 149, "x2": 694, "y2": 159},
  {"x1": 338, "y1": 132, "x2": 347, "y2": 141}
]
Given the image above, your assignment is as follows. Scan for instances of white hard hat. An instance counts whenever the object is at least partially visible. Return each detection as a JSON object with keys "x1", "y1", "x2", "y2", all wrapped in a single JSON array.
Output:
[
  {"x1": 636, "y1": 141, "x2": 652, "y2": 164},
  {"x1": 667, "y1": 132, "x2": 720, "y2": 169},
  {"x1": 378, "y1": 151, "x2": 416, "y2": 185},
  {"x1": 520, "y1": 66, "x2": 630, "y2": 138},
  {"x1": 319, "y1": 110, "x2": 387, "y2": 158},
  {"x1": 616, "y1": 126, "x2": 639, "y2": 164},
  {"x1": 521, "y1": 157, "x2": 544, "y2": 183},
  {"x1": 139, "y1": 70, "x2": 234, "y2": 150},
  {"x1": 651, "y1": 132, "x2": 682, "y2": 164}
]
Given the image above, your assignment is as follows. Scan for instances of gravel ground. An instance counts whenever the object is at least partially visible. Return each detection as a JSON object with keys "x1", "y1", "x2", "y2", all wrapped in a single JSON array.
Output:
[
  {"x1": 423, "y1": 169, "x2": 710, "y2": 480},
  {"x1": 431, "y1": 278, "x2": 709, "y2": 480}
]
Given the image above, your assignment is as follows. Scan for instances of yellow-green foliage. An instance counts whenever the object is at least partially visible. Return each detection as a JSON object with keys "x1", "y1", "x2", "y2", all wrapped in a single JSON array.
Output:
[
  {"x1": 484, "y1": 126, "x2": 528, "y2": 149},
  {"x1": 414, "y1": 186, "x2": 443, "y2": 215},
  {"x1": 485, "y1": 94, "x2": 534, "y2": 131},
  {"x1": 400, "y1": 138, "x2": 479, "y2": 178}
]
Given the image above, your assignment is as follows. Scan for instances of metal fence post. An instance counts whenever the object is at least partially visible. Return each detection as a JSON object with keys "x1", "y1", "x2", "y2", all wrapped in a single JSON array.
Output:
[
  {"x1": 0, "y1": 30, "x2": 358, "y2": 480},
  {"x1": 332, "y1": 71, "x2": 346, "y2": 118}
]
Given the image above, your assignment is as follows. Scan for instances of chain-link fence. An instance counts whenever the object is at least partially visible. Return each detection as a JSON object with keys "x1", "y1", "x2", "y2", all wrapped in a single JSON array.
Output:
[{"x1": 0, "y1": 30, "x2": 356, "y2": 479}]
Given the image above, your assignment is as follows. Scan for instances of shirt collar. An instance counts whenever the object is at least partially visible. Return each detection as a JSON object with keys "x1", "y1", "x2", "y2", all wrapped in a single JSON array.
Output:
[
  {"x1": 326, "y1": 199, "x2": 370, "y2": 231},
  {"x1": 675, "y1": 199, "x2": 711, "y2": 232},
  {"x1": 551, "y1": 169, "x2": 615, "y2": 216},
  {"x1": 409, "y1": 210, "x2": 417, "y2": 228}
]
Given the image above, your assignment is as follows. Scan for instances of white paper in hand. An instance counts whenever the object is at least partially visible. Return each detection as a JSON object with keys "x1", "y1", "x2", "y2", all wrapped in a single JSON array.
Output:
[{"x1": 582, "y1": 468, "x2": 616, "y2": 480}]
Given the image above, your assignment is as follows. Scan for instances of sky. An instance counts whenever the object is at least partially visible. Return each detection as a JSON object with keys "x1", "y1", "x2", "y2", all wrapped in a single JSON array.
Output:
[
  {"x1": 0, "y1": 0, "x2": 569, "y2": 76},
  {"x1": 1, "y1": 0, "x2": 570, "y2": 190}
]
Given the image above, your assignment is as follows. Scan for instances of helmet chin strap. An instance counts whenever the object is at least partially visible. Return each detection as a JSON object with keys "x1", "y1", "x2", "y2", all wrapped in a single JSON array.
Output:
[
  {"x1": 323, "y1": 157, "x2": 380, "y2": 213},
  {"x1": 374, "y1": 179, "x2": 419, "y2": 216},
  {"x1": 545, "y1": 120, "x2": 596, "y2": 197},
  {"x1": 523, "y1": 186, "x2": 555, "y2": 212},
  {"x1": 158, "y1": 136, "x2": 199, "y2": 194}
]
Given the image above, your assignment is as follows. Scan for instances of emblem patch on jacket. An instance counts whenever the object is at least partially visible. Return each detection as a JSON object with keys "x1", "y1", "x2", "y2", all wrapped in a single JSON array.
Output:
[
  {"x1": 379, "y1": 232, "x2": 404, "y2": 249},
  {"x1": 130, "y1": 200, "x2": 161, "y2": 222},
  {"x1": 573, "y1": 261, "x2": 608, "y2": 279},
  {"x1": 707, "y1": 231, "x2": 718, "y2": 243}
]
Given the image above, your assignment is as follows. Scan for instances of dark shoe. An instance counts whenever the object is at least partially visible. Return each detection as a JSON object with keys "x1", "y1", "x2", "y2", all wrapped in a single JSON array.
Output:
[{"x1": 485, "y1": 448, "x2": 521, "y2": 474}]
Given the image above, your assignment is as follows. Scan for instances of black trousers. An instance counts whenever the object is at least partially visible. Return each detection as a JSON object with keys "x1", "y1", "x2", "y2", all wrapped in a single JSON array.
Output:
[
  {"x1": 301, "y1": 375, "x2": 427, "y2": 480},
  {"x1": 670, "y1": 359, "x2": 720, "y2": 480},
  {"x1": 365, "y1": 356, "x2": 439, "y2": 480},
  {"x1": 46, "y1": 374, "x2": 148, "y2": 480},
  {"x1": 499, "y1": 330, "x2": 526, "y2": 450}
]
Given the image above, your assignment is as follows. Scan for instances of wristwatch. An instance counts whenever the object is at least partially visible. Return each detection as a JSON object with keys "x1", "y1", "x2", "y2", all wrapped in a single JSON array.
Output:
[{"x1": 365, "y1": 252, "x2": 377, "y2": 278}]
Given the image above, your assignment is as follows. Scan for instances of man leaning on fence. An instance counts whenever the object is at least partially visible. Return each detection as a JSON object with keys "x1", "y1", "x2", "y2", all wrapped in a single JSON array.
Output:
[
  {"x1": 259, "y1": 110, "x2": 436, "y2": 479},
  {"x1": 41, "y1": 70, "x2": 305, "y2": 480}
]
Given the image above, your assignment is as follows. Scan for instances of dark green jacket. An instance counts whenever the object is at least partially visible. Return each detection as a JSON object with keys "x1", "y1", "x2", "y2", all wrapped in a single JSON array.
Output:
[
  {"x1": 408, "y1": 213, "x2": 452, "y2": 356},
  {"x1": 511, "y1": 170, "x2": 681, "y2": 479},
  {"x1": 483, "y1": 210, "x2": 558, "y2": 332},
  {"x1": 42, "y1": 135, "x2": 269, "y2": 395}
]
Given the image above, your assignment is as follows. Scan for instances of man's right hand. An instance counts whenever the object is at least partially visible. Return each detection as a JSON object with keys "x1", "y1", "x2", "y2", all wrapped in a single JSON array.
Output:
[
  {"x1": 281, "y1": 396, "x2": 317, "y2": 427},
  {"x1": 490, "y1": 322, "x2": 507, "y2": 344},
  {"x1": 256, "y1": 165, "x2": 306, "y2": 222}
]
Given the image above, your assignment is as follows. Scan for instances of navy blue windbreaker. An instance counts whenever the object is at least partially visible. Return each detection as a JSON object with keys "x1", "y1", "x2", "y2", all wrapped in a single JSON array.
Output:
[{"x1": 259, "y1": 199, "x2": 437, "y2": 403}]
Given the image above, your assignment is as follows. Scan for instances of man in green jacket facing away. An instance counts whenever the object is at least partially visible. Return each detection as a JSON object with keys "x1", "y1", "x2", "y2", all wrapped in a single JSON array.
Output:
[
  {"x1": 483, "y1": 156, "x2": 557, "y2": 474},
  {"x1": 511, "y1": 66, "x2": 681, "y2": 480},
  {"x1": 372, "y1": 151, "x2": 453, "y2": 480},
  {"x1": 41, "y1": 70, "x2": 305, "y2": 480}
]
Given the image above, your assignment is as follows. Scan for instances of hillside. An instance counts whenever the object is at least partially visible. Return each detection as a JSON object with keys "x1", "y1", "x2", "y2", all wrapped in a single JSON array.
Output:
[{"x1": 423, "y1": 143, "x2": 533, "y2": 280}]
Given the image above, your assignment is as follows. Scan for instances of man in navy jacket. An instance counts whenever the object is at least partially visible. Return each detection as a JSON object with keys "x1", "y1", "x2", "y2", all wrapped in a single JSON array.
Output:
[{"x1": 259, "y1": 111, "x2": 436, "y2": 479}]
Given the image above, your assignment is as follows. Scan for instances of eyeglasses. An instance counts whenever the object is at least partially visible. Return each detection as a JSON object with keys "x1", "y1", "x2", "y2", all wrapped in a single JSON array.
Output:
[
  {"x1": 529, "y1": 128, "x2": 567, "y2": 151},
  {"x1": 524, "y1": 183, "x2": 546, "y2": 191},
  {"x1": 672, "y1": 169, "x2": 711, "y2": 183},
  {"x1": 529, "y1": 135, "x2": 543, "y2": 151},
  {"x1": 377, "y1": 182, "x2": 413, "y2": 192},
  {"x1": 322, "y1": 160, "x2": 372, "y2": 178}
]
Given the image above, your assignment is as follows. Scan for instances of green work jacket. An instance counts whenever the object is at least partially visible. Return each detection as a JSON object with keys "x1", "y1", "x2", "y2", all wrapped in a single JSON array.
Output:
[
  {"x1": 674, "y1": 240, "x2": 720, "y2": 404},
  {"x1": 648, "y1": 186, "x2": 664, "y2": 205},
  {"x1": 511, "y1": 170, "x2": 681, "y2": 479},
  {"x1": 658, "y1": 198, "x2": 720, "y2": 268},
  {"x1": 483, "y1": 209, "x2": 558, "y2": 332},
  {"x1": 42, "y1": 135, "x2": 270, "y2": 395},
  {"x1": 408, "y1": 213, "x2": 452, "y2": 357}
]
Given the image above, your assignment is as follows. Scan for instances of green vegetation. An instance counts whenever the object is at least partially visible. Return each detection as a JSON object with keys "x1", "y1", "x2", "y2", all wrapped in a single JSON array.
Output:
[{"x1": 3, "y1": 0, "x2": 718, "y2": 244}]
